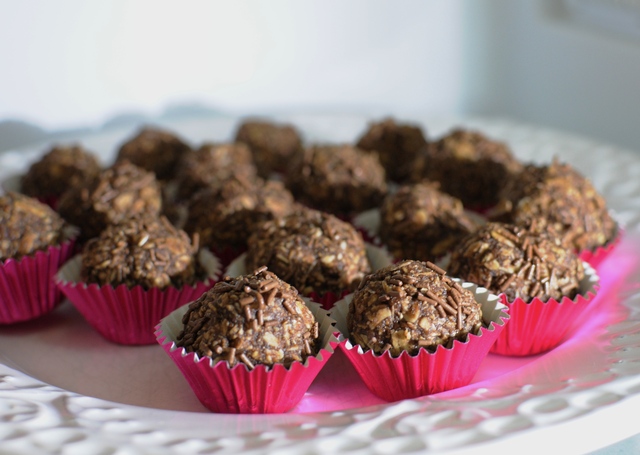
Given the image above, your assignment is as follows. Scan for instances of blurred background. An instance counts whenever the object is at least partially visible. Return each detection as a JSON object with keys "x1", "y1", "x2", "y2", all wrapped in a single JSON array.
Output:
[{"x1": 1, "y1": 0, "x2": 640, "y2": 151}]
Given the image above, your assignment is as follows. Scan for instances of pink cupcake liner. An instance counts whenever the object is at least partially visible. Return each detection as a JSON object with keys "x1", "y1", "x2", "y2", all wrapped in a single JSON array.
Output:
[
  {"x1": 490, "y1": 262, "x2": 600, "y2": 357},
  {"x1": 55, "y1": 250, "x2": 221, "y2": 345},
  {"x1": 224, "y1": 244, "x2": 393, "y2": 310},
  {"x1": 0, "y1": 238, "x2": 77, "y2": 324},
  {"x1": 155, "y1": 299, "x2": 340, "y2": 414},
  {"x1": 331, "y1": 281, "x2": 509, "y2": 402},
  {"x1": 578, "y1": 224, "x2": 623, "y2": 269}
]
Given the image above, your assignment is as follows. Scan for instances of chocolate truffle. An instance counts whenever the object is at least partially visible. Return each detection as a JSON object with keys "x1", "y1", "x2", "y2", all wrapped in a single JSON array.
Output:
[
  {"x1": 234, "y1": 119, "x2": 303, "y2": 177},
  {"x1": 0, "y1": 192, "x2": 66, "y2": 261},
  {"x1": 115, "y1": 127, "x2": 191, "y2": 181},
  {"x1": 379, "y1": 182, "x2": 481, "y2": 261},
  {"x1": 347, "y1": 260, "x2": 483, "y2": 356},
  {"x1": 184, "y1": 176, "x2": 295, "y2": 251},
  {"x1": 175, "y1": 142, "x2": 257, "y2": 201},
  {"x1": 411, "y1": 128, "x2": 523, "y2": 209},
  {"x1": 20, "y1": 144, "x2": 101, "y2": 201},
  {"x1": 245, "y1": 208, "x2": 371, "y2": 295},
  {"x1": 57, "y1": 161, "x2": 162, "y2": 241},
  {"x1": 285, "y1": 144, "x2": 388, "y2": 216},
  {"x1": 81, "y1": 214, "x2": 199, "y2": 290},
  {"x1": 447, "y1": 222, "x2": 585, "y2": 302},
  {"x1": 489, "y1": 159, "x2": 616, "y2": 253},
  {"x1": 356, "y1": 117, "x2": 428, "y2": 182},
  {"x1": 176, "y1": 267, "x2": 319, "y2": 368}
]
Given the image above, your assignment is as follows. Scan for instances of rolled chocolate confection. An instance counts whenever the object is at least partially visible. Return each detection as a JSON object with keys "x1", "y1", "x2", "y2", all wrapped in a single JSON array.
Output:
[
  {"x1": 57, "y1": 161, "x2": 162, "y2": 241},
  {"x1": 245, "y1": 207, "x2": 371, "y2": 295},
  {"x1": 183, "y1": 176, "x2": 295, "y2": 250},
  {"x1": 447, "y1": 222, "x2": 584, "y2": 302},
  {"x1": 116, "y1": 127, "x2": 191, "y2": 181},
  {"x1": 81, "y1": 214, "x2": 199, "y2": 290},
  {"x1": 356, "y1": 117, "x2": 428, "y2": 182},
  {"x1": 0, "y1": 192, "x2": 66, "y2": 261},
  {"x1": 347, "y1": 260, "x2": 483, "y2": 356},
  {"x1": 234, "y1": 119, "x2": 303, "y2": 178},
  {"x1": 174, "y1": 142, "x2": 257, "y2": 201},
  {"x1": 176, "y1": 267, "x2": 319, "y2": 368},
  {"x1": 411, "y1": 128, "x2": 523, "y2": 209},
  {"x1": 285, "y1": 144, "x2": 387, "y2": 216},
  {"x1": 379, "y1": 182, "x2": 480, "y2": 261},
  {"x1": 489, "y1": 159, "x2": 616, "y2": 253},
  {"x1": 21, "y1": 144, "x2": 101, "y2": 200}
]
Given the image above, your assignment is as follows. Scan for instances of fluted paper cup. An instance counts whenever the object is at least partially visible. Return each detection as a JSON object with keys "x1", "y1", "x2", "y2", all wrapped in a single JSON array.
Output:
[
  {"x1": 490, "y1": 261, "x2": 600, "y2": 356},
  {"x1": 55, "y1": 249, "x2": 221, "y2": 345},
  {"x1": 331, "y1": 281, "x2": 509, "y2": 402},
  {"x1": 0, "y1": 237, "x2": 76, "y2": 324},
  {"x1": 155, "y1": 299, "x2": 339, "y2": 414}
]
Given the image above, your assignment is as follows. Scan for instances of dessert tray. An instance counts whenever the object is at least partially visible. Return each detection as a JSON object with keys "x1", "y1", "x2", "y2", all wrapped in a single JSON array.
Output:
[{"x1": 1, "y1": 114, "x2": 640, "y2": 454}]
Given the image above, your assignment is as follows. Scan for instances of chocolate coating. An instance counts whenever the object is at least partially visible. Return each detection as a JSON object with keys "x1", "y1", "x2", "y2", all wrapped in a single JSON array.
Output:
[
  {"x1": 116, "y1": 127, "x2": 191, "y2": 181},
  {"x1": 176, "y1": 267, "x2": 319, "y2": 368},
  {"x1": 234, "y1": 119, "x2": 303, "y2": 177},
  {"x1": 489, "y1": 159, "x2": 616, "y2": 253},
  {"x1": 286, "y1": 144, "x2": 387, "y2": 216},
  {"x1": 356, "y1": 118, "x2": 428, "y2": 182},
  {"x1": 57, "y1": 161, "x2": 162, "y2": 241},
  {"x1": 380, "y1": 182, "x2": 481, "y2": 261},
  {"x1": 81, "y1": 214, "x2": 199, "y2": 290},
  {"x1": 0, "y1": 192, "x2": 66, "y2": 261},
  {"x1": 21, "y1": 145, "x2": 101, "y2": 200},
  {"x1": 447, "y1": 222, "x2": 585, "y2": 302},
  {"x1": 184, "y1": 176, "x2": 295, "y2": 250},
  {"x1": 175, "y1": 142, "x2": 257, "y2": 201},
  {"x1": 412, "y1": 128, "x2": 523, "y2": 209},
  {"x1": 347, "y1": 260, "x2": 483, "y2": 356},
  {"x1": 245, "y1": 208, "x2": 371, "y2": 295}
]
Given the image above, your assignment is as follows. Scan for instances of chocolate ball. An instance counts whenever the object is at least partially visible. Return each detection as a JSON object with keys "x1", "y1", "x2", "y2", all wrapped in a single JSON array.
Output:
[
  {"x1": 489, "y1": 159, "x2": 616, "y2": 253},
  {"x1": 379, "y1": 182, "x2": 481, "y2": 261},
  {"x1": 116, "y1": 127, "x2": 191, "y2": 181},
  {"x1": 447, "y1": 222, "x2": 585, "y2": 303},
  {"x1": 286, "y1": 144, "x2": 388, "y2": 216},
  {"x1": 184, "y1": 176, "x2": 295, "y2": 251},
  {"x1": 347, "y1": 260, "x2": 483, "y2": 356},
  {"x1": 21, "y1": 144, "x2": 101, "y2": 201},
  {"x1": 175, "y1": 142, "x2": 257, "y2": 201},
  {"x1": 412, "y1": 128, "x2": 523, "y2": 209},
  {"x1": 0, "y1": 192, "x2": 67, "y2": 261},
  {"x1": 245, "y1": 208, "x2": 371, "y2": 295},
  {"x1": 356, "y1": 117, "x2": 428, "y2": 182},
  {"x1": 234, "y1": 119, "x2": 303, "y2": 177},
  {"x1": 57, "y1": 161, "x2": 162, "y2": 241},
  {"x1": 176, "y1": 267, "x2": 319, "y2": 368},
  {"x1": 81, "y1": 214, "x2": 199, "y2": 290}
]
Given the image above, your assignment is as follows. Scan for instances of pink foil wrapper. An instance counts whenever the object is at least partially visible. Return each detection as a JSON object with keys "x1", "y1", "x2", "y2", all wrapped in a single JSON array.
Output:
[
  {"x1": 578, "y1": 224, "x2": 623, "y2": 269},
  {"x1": 224, "y1": 244, "x2": 393, "y2": 310},
  {"x1": 490, "y1": 262, "x2": 600, "y2": 356},
  {"x1": 331, "y1": 281, "x2": 509, "y2": 402},
  {"x1": 155, "y1": 299, "x2": 339, "y2": 414},
  {"x1": 0, "y1": 237, "x2": 77, "y2": 324},
  {"x1": 55, "y1": 250, "x2": 221, "y2": 345}
]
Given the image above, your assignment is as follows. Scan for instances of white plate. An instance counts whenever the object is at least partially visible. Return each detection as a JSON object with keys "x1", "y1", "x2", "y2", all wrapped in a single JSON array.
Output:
[{"x1": 1, "y1": 114, "x2": 640, "y2": 455}]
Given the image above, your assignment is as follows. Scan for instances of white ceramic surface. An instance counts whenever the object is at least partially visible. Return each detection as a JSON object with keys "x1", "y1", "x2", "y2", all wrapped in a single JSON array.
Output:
[{"x1": 1, "y1": 114, "x2": 640, "y2": 455}]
